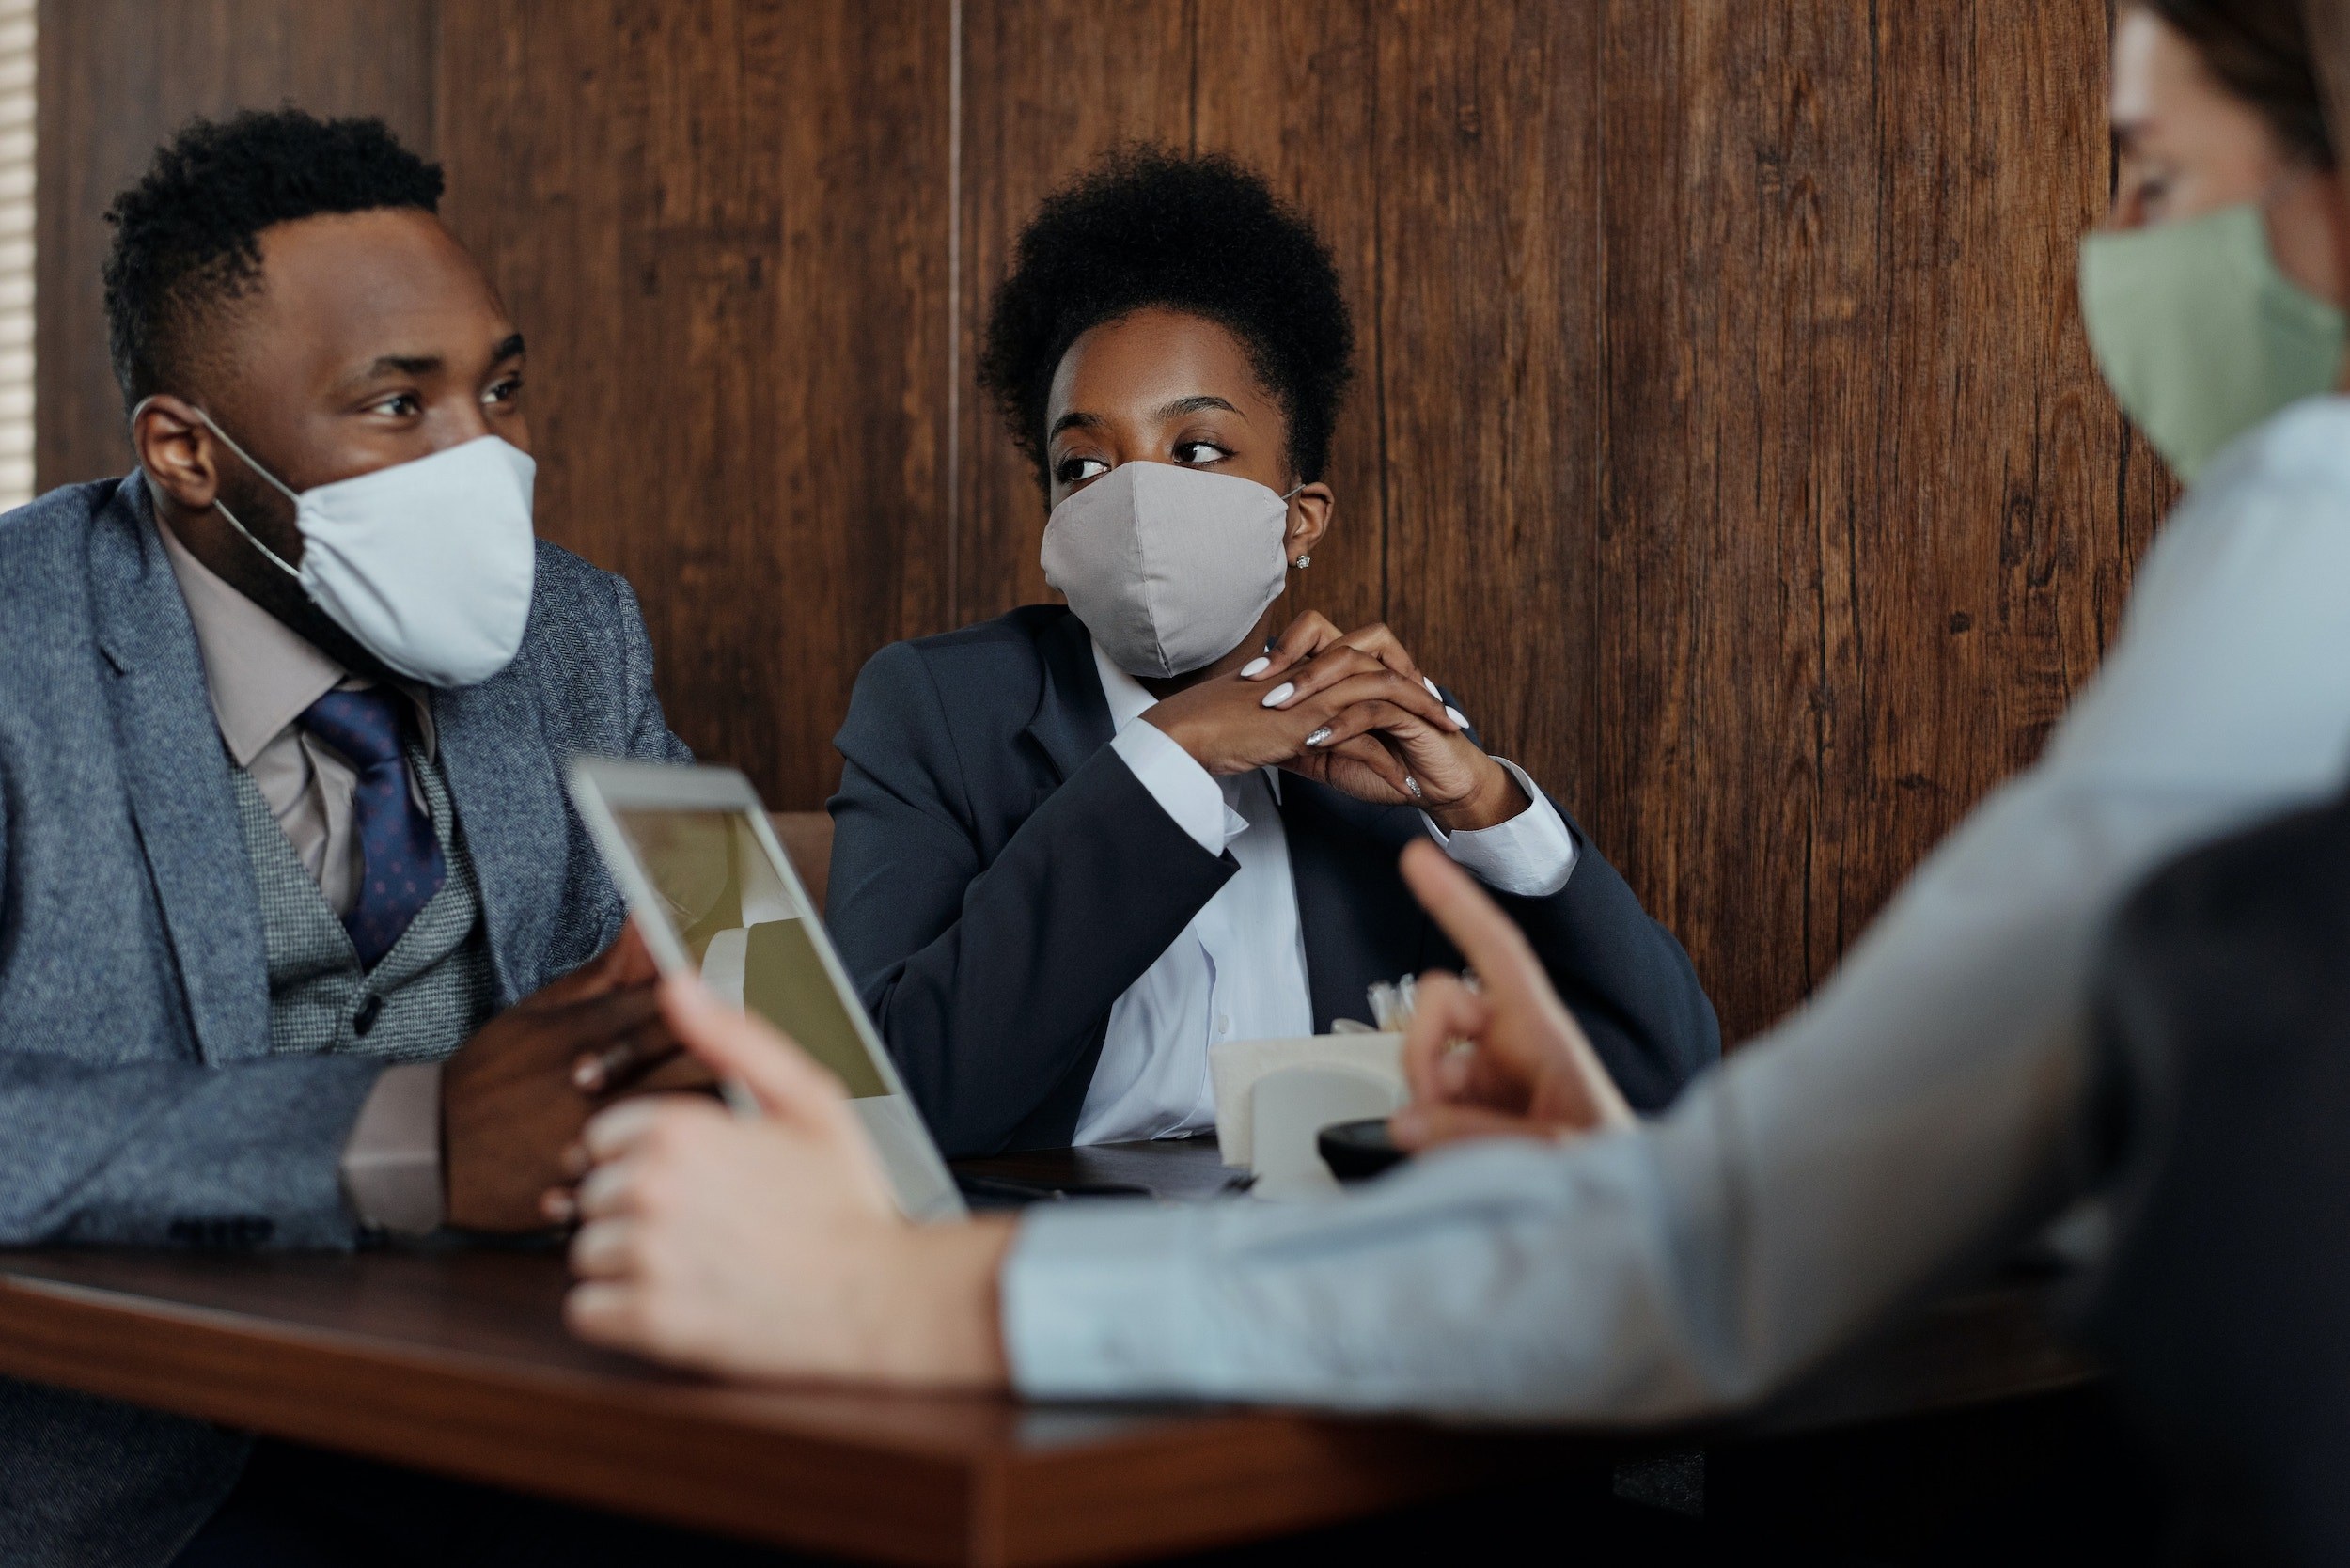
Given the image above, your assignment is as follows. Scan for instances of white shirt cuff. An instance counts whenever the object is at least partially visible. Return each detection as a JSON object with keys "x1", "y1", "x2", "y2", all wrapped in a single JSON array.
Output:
[
  {"x1": 339, "y1": 1061, "x2": 445, "y2": 1236},
  {"x1": 1113, "y1": 718, "x2": 1232, "y2": 855},
  {"x1": 1420, "y1": 758, "x2": 1578, "y2": 897}
]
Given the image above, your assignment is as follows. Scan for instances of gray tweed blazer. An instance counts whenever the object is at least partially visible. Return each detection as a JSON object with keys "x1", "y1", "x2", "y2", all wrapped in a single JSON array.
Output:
[{"x1": 0, "y1": 473, "x2": 690, "y2": 1567}]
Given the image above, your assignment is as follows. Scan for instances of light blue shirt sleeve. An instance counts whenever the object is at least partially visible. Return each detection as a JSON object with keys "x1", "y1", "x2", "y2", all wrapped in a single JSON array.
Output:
[{"x1": 1002, "y1": 397, "x2": 2350, "y2": 1421}]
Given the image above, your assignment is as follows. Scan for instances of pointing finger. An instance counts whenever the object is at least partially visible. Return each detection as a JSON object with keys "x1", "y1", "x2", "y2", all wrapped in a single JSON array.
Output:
[
  {"x1": 1400, "y1": 969, "x2": 1491, "y2": 1103},
  {"x1": 1397, "y1": 840, "x2": 1553, "y2": 1013}
]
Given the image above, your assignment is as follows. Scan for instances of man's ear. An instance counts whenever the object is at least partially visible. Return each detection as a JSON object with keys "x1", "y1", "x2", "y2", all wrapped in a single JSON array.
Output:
[
  {"x1": 1286, "y1": 481, "x2": 1335, "y2": 560},
  {"x1": 130, "y1": 395, "x2": 224, "y2": 512}
]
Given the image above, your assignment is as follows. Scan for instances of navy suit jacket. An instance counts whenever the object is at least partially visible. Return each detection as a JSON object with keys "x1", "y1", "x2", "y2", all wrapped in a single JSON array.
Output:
[
  {"x1": 828, "y1": 605, "x2": 1720, "y2": 1157},
  {"x1": 0, "y1": 475, "x2": 688, "y2": 1567}
]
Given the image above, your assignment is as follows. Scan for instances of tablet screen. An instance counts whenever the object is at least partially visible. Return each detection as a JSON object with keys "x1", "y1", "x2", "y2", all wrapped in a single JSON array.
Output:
[{"x1": 607, "y1": 807, "x2": 887, "y2": 1099}]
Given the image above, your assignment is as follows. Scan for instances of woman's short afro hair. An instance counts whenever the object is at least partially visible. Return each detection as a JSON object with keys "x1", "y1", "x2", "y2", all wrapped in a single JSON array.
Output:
[
  {"x1": 979, "y1": 146, "x2": 1356, "y2": 493},
  {"x1": 102, "y1": 108, "x2": 445, "y2": 409}
]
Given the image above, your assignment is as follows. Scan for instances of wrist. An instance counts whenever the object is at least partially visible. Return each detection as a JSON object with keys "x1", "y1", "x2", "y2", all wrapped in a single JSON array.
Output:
[
  {"x1": 1429, "y1": 757, "x2": 1527, "y2": 833},
  {"x1": 874, "y1": 1216, "x2": 1018, "y2": 1388},
  {"x1": 1140, "y1": 709, "x2": 1212, "y2": 771}
]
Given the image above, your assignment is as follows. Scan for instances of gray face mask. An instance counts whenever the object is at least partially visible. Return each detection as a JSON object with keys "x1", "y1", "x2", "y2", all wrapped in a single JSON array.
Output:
[{"x1": 1041, "y1": 462, "x2": 1299, "y2": 680}]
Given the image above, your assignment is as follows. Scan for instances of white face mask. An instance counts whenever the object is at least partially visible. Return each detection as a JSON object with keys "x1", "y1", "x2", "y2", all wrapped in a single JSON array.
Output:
[
  {"x1": 1041, "y1": 462, "x2": 1298, "y2": 680},
  {"x1": 192, "y1": 418, "x2": 539, "y2": 687}
]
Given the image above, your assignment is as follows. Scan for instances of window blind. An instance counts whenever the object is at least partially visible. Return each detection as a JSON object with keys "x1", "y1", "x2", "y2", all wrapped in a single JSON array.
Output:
[{"x1": 0, "y1": 0, "x2": 33, "y2": 507}]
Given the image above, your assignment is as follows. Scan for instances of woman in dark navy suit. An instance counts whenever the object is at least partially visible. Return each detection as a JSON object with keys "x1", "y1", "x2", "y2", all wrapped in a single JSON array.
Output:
[{"x1": 826, "y1": 149, "x2": 1717, "y2": 1157}]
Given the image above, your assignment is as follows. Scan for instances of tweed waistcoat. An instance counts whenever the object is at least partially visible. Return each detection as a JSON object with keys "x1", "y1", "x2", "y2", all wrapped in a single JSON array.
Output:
[{"x1": 227, "y1": 740, "x2": 495, "y2": 1061}]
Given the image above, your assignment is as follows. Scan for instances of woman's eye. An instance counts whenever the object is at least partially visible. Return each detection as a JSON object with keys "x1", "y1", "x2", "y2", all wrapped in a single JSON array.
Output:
[
  {"x1": 1174, "y1": 440, "x2": 1230, "y2": 465},
  {"x1": 1056, "y1": 455, "x2": 1110, "y2": 485},
  {"x1": 484, "y1": 377, "x2": 523, "y2": 406}
]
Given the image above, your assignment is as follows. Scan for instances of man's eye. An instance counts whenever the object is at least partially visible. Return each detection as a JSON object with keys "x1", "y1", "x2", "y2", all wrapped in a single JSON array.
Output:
[
  {"x1": 483, "y1": 377, "x2": 523, "y2": 406},
  {"x1": 1056, "y1": 455, "x2": 1110, "y2": 485},
  {"x1": 1174, "y1": 441, "x2": 1230, "y2": 465},
  {"x1": 365, "y1": 392, "x2": 422, "y2": 417}
]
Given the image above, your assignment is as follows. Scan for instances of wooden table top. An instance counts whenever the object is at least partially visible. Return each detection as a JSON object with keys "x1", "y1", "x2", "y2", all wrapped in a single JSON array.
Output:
[{"x1": 0, "y1": 1139, "x2": 2095, "y2": 1567}]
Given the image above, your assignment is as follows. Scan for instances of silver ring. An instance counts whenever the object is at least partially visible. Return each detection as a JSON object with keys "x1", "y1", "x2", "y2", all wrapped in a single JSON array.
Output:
[
  {"x1": 1304, "y1": 725, "x2": 1334, "y2": 748},
  {"x1": 1402, "y1": 775, "x2": 1423, "y2": 801}
]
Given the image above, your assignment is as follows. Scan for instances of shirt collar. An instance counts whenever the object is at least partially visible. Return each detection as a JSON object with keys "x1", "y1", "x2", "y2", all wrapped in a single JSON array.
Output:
[
  {"x1": 157, "y1": 520, "x2": 435, "y2": 768},
  {"x1": 1090, "y1": 639, "x2": 1159, "y2": 737}
]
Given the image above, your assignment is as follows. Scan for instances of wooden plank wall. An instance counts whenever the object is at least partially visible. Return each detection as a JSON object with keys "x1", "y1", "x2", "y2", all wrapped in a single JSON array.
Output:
[
  {"x1": 432, "y1": 0, "x2": 953, "y2": 816},
  {"x1": 33, "y1": 0, "x2": 435, "y2": 487},
  {"x1": 34, "y1": 1, "x2": 2173, "y2": 1044}
]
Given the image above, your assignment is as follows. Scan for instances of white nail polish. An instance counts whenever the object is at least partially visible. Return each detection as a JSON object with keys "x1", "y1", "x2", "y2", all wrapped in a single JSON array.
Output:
[
  {"x1": 1423, "y1": 676, "x2": 1441, "y2": 698},
  {"x1": 1445, "y1": 706, "x2": 1469, "y2": 729},
  {"x1": 1261, "y1": 682, "x2": 1296, "y2": 708},
  {"x1": 1241, "y1": 656, "x2": 1272, "y2": 678}
]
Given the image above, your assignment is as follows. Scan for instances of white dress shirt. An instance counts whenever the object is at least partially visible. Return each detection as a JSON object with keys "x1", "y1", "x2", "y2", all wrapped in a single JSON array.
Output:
[
  {"x1": 1075, "y1": 643, "x2": 1580, "y2": 1144},
  {"x1": 1004, "y1": 397, "x2": 2350, "y2": 1419}
]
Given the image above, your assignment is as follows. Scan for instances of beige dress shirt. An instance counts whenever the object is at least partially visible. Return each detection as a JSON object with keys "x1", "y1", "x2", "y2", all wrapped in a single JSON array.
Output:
[
  {"x1": 157, "y1": 523, "x2": 435, "y2": 913},
  {"x1": 159, "y1": 522, "x2": 446, "y2": 1233}
]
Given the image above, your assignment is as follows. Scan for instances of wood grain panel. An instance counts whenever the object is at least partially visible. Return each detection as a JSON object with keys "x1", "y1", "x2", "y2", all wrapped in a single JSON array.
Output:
[
  {"x1": 1589, "y1": 2, "x2": 2172, "y2": 1039},
  {"x1": 34, "y1": 2, "x2": 2173, "y2": 1039},
  {"x1": 953, "y1": 0, "x2": 1195, "y2": 623},
  {"x1": 2316, "y1": 0, "x2": 2350, "y2": 168},
  {"x1": 34, "y1": 0, "x2": 436, "y2": 489},
  {"x1": 1371, "y1": 0, "x2": 1607, "y2": 876},
  {"x1": 1192, "y1": 0, "x2": 1386, "y2": 638},
  {"x1": 434, "y1": 0, "x2": 950, "y2": 809}
]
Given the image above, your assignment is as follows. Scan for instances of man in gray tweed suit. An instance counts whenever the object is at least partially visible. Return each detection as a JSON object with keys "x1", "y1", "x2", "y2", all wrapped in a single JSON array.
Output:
[{"x1": 0, "y1": 112, "x2": 721, "y2": 1565}]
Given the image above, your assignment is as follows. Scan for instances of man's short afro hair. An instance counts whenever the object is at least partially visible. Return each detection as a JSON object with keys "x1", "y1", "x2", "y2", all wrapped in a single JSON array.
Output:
[
  {"x1": 102, "y1": 108, "x2": 445, "y2": 409},
  {"x1": 979, "y1": 146, "x2": 1356, "y2": 493}
]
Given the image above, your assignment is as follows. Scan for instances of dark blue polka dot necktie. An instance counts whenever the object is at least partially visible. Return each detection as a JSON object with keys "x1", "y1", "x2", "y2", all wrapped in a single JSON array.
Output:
[{"x1": 300, "y1": 688, "x2": 446, "y2": 969}]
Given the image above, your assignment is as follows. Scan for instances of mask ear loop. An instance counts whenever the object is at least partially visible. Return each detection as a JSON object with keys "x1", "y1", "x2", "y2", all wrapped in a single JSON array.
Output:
[
  {"x1": 130, "y1": 396, "x2": 306, "y2": 582},
  {"x1": 1265, "y1": 482, "x2": 1314, "y2": 654},
  {"x1": 1279, "y1": 480, "x2": 1314, "y2": 571}
]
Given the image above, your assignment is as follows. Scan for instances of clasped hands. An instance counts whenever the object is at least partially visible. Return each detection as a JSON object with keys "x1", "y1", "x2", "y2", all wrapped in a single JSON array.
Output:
[
  {"x1": 553, "y1": 840, "x2": 1632, "y2": 1385},
  {"x1": 1143, "y1": 612, "x2": 1529, "y2": 833}
]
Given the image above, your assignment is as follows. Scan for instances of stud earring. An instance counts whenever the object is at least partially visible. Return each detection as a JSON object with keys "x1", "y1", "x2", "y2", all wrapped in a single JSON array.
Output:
[{"x1": 1292, "y1": 554, "x2": 1311, "y2": 570}]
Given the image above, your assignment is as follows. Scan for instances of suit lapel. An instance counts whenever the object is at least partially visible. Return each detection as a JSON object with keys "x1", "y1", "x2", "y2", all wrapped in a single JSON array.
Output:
[
  {"x1": 1020, "y1": 610, "x2": 1114, "y2": 784},
  {"x1": 89, "y1": 478, "x2": 274, "y2": 1065},
  {"x1": 431, "y1": 663, "x2": 559, "y2": 1007}
]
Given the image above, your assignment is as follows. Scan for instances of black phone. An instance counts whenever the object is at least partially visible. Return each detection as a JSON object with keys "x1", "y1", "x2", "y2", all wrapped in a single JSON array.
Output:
[{"x1": 1318, "y1": 1117, "x2": 1410, "y2": 1181}]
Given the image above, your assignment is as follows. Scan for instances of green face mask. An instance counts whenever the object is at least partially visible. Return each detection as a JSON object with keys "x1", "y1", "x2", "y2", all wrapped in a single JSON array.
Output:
[{"x1": 2078, "y1": 200, "x2": 2347, "y2": 482}]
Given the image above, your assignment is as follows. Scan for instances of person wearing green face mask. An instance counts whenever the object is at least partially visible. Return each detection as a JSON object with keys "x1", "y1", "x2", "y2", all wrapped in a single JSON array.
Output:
[
  {"x1": 553, "y1": 9, "x2": 2350, "y2": 1555},
  {"x1": 2083, "y1": 0, "x2": 2350, "y2": 480}
]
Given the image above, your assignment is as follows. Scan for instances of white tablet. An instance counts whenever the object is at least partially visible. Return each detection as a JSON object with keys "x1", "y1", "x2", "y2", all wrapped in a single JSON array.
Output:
[{"x1": 567, "y1": 758, "x2": 965, "y2": 1222}]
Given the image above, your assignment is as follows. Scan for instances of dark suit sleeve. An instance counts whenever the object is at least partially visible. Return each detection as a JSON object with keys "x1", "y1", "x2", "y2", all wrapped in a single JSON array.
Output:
[
  {"x1": 1490, "y1": 807, "x2": 1720, "y2": 1110},
  {"x1": 827, "y1": 644, "x2": 1235, "y2": 1155}
]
